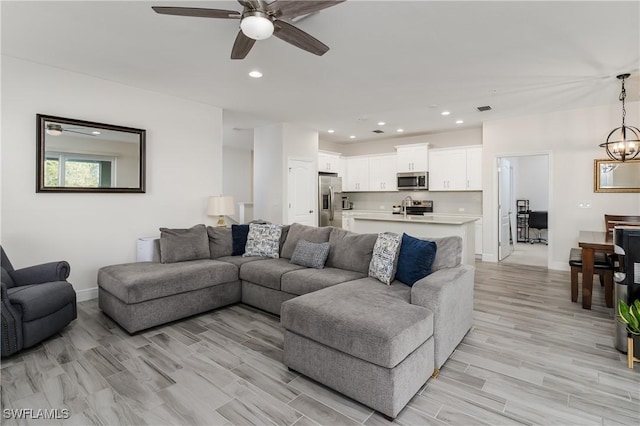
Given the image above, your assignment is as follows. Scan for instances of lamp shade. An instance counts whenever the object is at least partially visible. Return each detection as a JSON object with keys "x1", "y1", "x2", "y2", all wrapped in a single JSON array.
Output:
[
  {"x1": 240, "y1": 12, "x2": 274, "y2": 40},
  {"x1": 207, "y1": 196, "x2": 235, "y2": 217}
]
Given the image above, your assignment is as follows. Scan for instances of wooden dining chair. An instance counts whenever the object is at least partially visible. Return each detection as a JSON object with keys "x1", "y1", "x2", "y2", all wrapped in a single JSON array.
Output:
[
  {"x1": 605, "y1": 214, "x2": 640, "y2": 233},
  {"x1": 569, "y1": 248, "x2": 613, "y2": 307}
]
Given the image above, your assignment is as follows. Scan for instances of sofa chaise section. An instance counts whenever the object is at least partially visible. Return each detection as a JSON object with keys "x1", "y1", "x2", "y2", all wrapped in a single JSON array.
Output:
[
  {"x1": 282, "y1": 278, "x2": 435, "y2": 419},
  {"x1": 98, "y1": 259, "x2": 240, "y2": 333}
]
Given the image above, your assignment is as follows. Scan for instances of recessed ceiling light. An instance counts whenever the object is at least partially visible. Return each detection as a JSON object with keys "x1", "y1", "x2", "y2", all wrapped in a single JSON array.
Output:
[
  {"x1": 349, "y1": 135, "x2": 356, "y2": 139},
  {"x1": 396, "y1": 128, "x2": 404, "y2": 133},
  {"x1": 249, "y1": 70, "x2": 263, "y2": 78},
  {"x1": 327, "y1": 129, "x2": 335, "y2": 133},
  {"x1": 91, "y1": 131, "x2": 101, "y2": 135},
  {"x1": 441, "y1": 111, "x2": 451, "y2": 116},
  {"x1": 377, "y1": 121, "x2": 386, "y2": 126},
  {"x1": 455, "y1": 120, "x2": 464, "y2": 124}
]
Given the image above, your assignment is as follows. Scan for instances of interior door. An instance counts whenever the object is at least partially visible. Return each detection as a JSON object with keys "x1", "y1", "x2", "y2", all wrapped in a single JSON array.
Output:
[
  {"x1": 498, "y1": 158, "x2": 514, "y2": 260},
  {"x1": 288, "y1": 159, "x2": 315, "y2": 225}
]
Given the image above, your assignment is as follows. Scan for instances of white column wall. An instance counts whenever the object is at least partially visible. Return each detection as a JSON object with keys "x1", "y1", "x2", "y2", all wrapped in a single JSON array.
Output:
[{"x1": 253, "y1": 123, "x2": 318, "y2": 225}]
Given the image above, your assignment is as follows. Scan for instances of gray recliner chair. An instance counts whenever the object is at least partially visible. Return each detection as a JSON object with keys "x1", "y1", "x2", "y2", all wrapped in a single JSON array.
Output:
[{"x1": 1, "y1": 246, "x2": 77, "y2": 357}]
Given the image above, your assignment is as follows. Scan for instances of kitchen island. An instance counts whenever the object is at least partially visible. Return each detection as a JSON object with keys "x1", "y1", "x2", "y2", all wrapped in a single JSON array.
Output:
[{"x1": 344, "y1": 211, "x2": 479, "y2": 265}]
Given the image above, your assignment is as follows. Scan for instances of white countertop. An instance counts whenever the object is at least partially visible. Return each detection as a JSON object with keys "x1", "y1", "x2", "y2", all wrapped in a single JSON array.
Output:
[{"x1": 343, "y1": 210, "x2": 480, "y2": 225}]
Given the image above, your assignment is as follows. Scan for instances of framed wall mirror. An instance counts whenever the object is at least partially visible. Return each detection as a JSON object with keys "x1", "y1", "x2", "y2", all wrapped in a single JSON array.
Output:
[
  {"x1": 37, "y1": 114, "x2": 146, "y2": 193},
  {"x1": 594, "y1": 159, "x2": 640, "y2": 193}
]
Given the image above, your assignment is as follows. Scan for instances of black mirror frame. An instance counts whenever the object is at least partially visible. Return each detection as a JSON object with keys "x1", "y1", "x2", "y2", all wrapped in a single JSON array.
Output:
[{"x1": 36, "y1": 114, "x2": 146, "y2": 193}]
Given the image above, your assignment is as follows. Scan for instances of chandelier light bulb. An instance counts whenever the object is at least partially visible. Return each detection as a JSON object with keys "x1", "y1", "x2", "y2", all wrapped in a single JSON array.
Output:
[{"x1": 240, "y1": 13, "x2": 274, "y2": 40}]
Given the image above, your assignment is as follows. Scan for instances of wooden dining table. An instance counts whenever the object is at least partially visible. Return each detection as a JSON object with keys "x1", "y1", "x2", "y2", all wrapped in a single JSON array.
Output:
[{"x1": 578, "y1": 230, "x2": 614, "y2": 309}]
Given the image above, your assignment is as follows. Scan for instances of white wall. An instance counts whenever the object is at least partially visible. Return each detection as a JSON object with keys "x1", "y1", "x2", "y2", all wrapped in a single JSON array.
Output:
[
  {"x1": 482, "y1": 101, "x2": 640, "y2": 269},
  {"x1": 253, "y1": 124, "x2": 284, "y2": 223},
  {"x1": 1, "y1": 57, "x2": 223, "y2": 297},
  {"x1": 253, "y1": 123, "x2": 318, "y2": 224},
  {"x1": 509, "y1": 155, "x2": 549, "y2": 211},
  {"x1": 222, "y1": 145, "x2": 253, "y2": 220}
]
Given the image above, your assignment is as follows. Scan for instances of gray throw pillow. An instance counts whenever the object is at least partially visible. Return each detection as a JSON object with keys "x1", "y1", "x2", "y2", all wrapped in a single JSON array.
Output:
[
  {"x1": 368, "y1": 232, "x2": 402, "y2": 285},
  {"x1": 159, "y1": 224, "x2": 210, "y2": 263},
  {"x1": 207, "y1": 226, "x2": 233, "y2": 259},
  {"x1": 290, "y1": 239, "x2": 330, "y2": 269},
  {"x1": 281, "y1": 223, "x2": 332, "y2": 259},
  {"x1": 243, "y1": 224, "x2": 283, "y2": 258}
]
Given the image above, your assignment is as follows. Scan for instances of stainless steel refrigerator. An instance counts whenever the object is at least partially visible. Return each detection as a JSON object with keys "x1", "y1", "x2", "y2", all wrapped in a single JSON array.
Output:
[{"x1": 318, "y1": 174, "x2": 342, "y2": 228}]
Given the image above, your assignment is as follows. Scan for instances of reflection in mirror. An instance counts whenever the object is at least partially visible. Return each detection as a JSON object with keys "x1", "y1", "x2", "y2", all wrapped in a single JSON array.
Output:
[
  {"x1": 37, "y1": 115, "x2": 145, "y2": 193},
  {"x1": 594, "y1": 159, "x2": 640, "y2": 193}
]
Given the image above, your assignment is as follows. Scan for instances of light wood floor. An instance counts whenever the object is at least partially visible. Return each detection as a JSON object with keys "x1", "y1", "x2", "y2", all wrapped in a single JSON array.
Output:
[{"x1": 1, "y1": 261, "x2": 639, "y2": 425}]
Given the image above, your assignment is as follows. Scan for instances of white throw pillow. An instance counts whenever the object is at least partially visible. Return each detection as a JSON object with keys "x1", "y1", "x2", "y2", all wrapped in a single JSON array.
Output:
[
  {"x1": 368, "y1": 232, "x2": 403, "y2": 285},
  {"x1": 243, "y1": 223, "x2": 283, "y2": 258}
]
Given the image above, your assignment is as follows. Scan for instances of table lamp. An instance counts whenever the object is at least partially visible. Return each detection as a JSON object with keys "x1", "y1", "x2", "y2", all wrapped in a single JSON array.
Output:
[{"x1": 207, "y1": 195, "x2": 235, "y2": 227}]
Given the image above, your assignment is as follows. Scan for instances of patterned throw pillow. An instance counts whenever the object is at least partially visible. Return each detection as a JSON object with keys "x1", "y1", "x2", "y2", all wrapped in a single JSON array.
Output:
[
  {"x1": 368, "y1": 232, "x2": 403, "y2": 285},
  {"x1": 243, "y1": 224, "x2": 283, "y2": 258},
  {"x1": 290, "y1": 239, "x2": 330, "y2": 269}
]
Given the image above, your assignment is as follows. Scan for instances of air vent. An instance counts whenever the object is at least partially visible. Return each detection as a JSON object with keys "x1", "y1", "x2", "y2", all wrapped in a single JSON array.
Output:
[
  {"x1": 477, "y1": 105, "x2": 492, "y2": 112},
  {"x1": 372, "y1": 129, "x2": 385, "y2": 134}
]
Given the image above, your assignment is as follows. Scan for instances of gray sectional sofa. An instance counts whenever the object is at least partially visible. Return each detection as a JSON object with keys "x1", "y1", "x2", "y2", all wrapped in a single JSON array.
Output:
[{"x1": 97, "y1": 223, "x2": 474, "y2": 418}]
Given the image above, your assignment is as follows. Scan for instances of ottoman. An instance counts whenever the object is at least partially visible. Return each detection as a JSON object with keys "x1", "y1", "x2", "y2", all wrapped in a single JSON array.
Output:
[
  {"x1": 281, "y1": 277, "x2": 435, "y2": 419},
  {"x1": 98, "y1": 259, "x2": 241, "y2": 333}
]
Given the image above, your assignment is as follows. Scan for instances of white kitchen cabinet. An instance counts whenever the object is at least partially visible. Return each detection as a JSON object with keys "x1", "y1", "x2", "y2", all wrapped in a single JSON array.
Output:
[
  {"x1": 368, "y1": 154, "x2": 397, "y2": 191},
  {"x1": 342, "y1": 212, "x2": 354, "y2": 231},
  {"x1": 428, "y1": 146, "x2": 482, "y2": 191},
  {"x1": 396, "y1": 144, "x2": 429, "y2": 172},
  {"x1": 318, "y1": 151, "x2": 341, "y2": 174},
  {"x1": 465, "y1": 146, "x2": 482, "y2": 190},
  {"x1": 345, "y1": 156, "x2": 370, "y2": 191}
]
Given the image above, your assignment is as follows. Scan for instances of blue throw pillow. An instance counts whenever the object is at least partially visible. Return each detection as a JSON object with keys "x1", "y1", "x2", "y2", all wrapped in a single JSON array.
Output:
[
  {"x1": 395, "y1": 233, "x2": 437, "y2": 286},
  {"x1": 231, "y1": 224, "x2": 250, "y2": 256}
]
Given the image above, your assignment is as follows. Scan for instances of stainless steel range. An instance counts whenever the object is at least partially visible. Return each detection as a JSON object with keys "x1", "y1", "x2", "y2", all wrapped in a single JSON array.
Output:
[{"x1": 394, "y1": 200, "x2": 433, "y2": 215}]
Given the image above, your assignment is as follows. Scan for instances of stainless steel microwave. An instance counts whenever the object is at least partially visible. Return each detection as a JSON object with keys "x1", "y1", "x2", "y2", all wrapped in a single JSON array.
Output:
[{"x1": 397, "y1": 172, "x2": 428, "y2": 190}]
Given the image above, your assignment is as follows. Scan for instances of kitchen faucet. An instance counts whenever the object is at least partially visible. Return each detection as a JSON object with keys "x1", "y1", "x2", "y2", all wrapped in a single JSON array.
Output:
[{"x1": 402, "y1": 195, "x2": 413, "y2": 218}]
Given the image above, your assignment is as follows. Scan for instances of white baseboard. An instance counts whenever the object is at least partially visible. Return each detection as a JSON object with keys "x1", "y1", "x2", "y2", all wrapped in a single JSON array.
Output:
[
  {"x1": 550, "y1": 261, "x2": 569, "y2": 272},
  {"x1": 77, "y1": 287, "x2": 98, "y2": 302},
  {"x1": 481, "y1": 253, "x2": 498, "y2": 263}
]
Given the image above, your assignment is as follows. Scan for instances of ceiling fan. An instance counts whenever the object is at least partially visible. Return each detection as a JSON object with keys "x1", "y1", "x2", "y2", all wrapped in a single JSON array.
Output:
[
  {"x1": 45, "y1": 123, "x2": 96, "y2": 137},
  {"x1": 152, "y1": 0, "x2": 345, "y2": 59}
]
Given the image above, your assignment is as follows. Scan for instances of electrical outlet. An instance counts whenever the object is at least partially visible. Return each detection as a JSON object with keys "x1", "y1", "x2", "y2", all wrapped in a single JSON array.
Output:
[
  {"x1": 579, "y1": 201, "x2": 591, "y2": 209},
  {"x1": 458, "y1": 208, "x2": 465, "y2": 212},
  {"x1": 379, "y1": 205, "x2": 386, "y2": 210}
]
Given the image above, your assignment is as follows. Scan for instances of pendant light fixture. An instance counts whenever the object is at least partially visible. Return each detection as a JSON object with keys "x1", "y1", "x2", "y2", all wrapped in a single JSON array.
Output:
[{"x1": 599, "y1": 73, "x2": 640, "y2": 162}]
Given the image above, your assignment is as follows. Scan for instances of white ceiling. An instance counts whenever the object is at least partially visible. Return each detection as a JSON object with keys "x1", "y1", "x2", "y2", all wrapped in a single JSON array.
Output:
[{"x1": 3, "y1": 1, "x2": 639, "y2": 150}]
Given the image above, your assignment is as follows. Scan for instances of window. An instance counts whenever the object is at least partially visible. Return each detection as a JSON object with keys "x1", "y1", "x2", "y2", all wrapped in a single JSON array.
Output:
[{"x1": 45, "y1": 152, "x2": 116, "y2": 188}]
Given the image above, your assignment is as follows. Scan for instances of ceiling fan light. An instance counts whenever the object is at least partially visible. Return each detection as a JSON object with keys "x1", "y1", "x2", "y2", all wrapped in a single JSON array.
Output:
[
  {"x1": 46, "y1": 124, "x2": 63, "y2": 136},
  {"x1": 241, "y1": 13, "x2": 274, "y2": 40}
]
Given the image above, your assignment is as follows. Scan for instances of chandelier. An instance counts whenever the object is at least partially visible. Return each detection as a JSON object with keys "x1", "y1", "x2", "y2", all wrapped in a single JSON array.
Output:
[{"x1": 599, "y1": 73, "x2": 640, "y2": 162}]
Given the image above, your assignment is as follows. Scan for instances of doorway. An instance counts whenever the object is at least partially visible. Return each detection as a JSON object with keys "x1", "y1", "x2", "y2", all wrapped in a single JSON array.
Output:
[
  {"x1": 287, "y1": 158, "x2": 315, "y2": 226},
  {"x1": 497, "y1": 154, "x2": 550, "y2": 268}
]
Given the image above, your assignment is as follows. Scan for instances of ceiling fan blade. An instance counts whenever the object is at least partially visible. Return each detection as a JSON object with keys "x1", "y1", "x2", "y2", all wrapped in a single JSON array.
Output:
[
  {"x1": 273, "y1": 20, "x2": 329, "y2": 56},
  {"x1": 65, "y1": 129, "x2": 95, "y2": 136},
  {"x1": 237, "y1": 0, "x2": 264, "y2": 11},
  {"x1": 152, "y1": 6, "x2": 241, "y2": 19},
  {"x1": 231, "y1": 30, "x2": 256, "y2": 59},
  {"x1": 267, "y1": 1, "x2": 345, "y2": 19}
]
